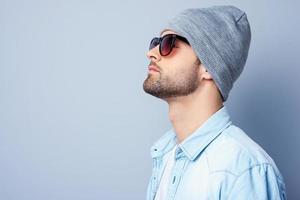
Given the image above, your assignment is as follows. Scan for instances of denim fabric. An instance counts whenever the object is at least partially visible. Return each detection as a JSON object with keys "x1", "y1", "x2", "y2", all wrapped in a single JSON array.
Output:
[{"x1": 146, "y1": 106, "x2": 286, "y2": 200}]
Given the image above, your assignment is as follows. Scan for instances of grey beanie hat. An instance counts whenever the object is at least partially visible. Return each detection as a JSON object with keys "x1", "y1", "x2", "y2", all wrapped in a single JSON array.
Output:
[{"x1": 161, "y1": 5, "x2": 251, "y2": 102}]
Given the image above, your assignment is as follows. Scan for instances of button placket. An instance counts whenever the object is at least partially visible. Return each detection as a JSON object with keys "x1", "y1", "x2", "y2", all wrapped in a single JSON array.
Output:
[
  {"x1": 150, "y1": 157, "x2": 159, "y2": 200},
  {"x1": 166, "y1": 156, "x2": 189, "y2": 200},
  {"x1": 151, "y1": 156, "x2": 164, "y2": 200}
]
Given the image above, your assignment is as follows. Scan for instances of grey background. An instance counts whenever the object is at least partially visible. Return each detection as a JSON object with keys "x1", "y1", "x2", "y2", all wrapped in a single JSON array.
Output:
[{"x1": 0, "y1": 0, "x2": 299, "y2": 199}]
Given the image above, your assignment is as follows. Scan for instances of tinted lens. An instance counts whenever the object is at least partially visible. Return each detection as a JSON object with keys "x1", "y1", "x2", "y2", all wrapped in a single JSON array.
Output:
[
  {"x1": 160, "y1": 35, "x2": 174, "y2": 56},
  {"x1": 149, "y1": 37, "x2": 159, "y2": 50}
]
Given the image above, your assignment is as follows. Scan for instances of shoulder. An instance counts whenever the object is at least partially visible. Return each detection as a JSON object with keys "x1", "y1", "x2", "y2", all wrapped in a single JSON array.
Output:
[
  {"x1": 204, "y1": 124, "x2": 286, "y2": 199},
  {"x1": 204, "y1": 124, "x2": 282, "y2": 178}
]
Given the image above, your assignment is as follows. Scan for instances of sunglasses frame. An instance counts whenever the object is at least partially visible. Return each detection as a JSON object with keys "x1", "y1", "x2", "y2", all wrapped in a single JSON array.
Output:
[{"x1": 149, "y1": 34, "x2": 190, "y2": 56}]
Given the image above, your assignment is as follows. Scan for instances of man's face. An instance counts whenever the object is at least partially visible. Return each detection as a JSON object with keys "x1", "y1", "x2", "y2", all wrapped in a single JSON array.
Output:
[{"x1": 143, "y1": 30, "x2": 201, "y2": 100}]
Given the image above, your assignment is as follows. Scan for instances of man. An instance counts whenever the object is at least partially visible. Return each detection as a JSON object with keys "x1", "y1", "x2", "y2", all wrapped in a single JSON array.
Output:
[{"x1": 142, "y1": 5, "x2": 286, "y2": 200}]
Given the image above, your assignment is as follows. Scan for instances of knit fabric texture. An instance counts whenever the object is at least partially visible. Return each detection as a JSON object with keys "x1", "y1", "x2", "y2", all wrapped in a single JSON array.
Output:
[{"x1": 161, "y1": 5, "x2": 251, "y2": 101}]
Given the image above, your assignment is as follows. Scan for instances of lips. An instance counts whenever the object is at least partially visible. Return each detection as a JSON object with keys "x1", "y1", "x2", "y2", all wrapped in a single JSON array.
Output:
[{"x1": 148, "y1": 65, "x2": 160, "y2": 72}]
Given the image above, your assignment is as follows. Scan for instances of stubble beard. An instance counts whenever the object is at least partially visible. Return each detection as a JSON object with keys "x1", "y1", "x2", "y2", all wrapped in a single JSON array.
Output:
[{"x1": 143, "y1": 62, "x2": 200, "y2": 99}]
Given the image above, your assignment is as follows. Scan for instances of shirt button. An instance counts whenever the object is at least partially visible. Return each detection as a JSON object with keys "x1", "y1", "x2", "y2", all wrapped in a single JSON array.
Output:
[{"x1": 172, "y1": 176, "x2": 176, "y2": 184}]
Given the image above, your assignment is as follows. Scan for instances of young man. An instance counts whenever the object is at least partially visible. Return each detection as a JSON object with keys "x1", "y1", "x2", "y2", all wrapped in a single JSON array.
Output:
[{"x1": 142, "y1": 5, "x2": 286, "y2": 200}]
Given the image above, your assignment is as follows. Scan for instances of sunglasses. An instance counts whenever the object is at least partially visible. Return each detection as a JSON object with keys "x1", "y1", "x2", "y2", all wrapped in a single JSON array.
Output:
[{"x1": 149, "y1": 34, "x2": 190, "y2": 56}]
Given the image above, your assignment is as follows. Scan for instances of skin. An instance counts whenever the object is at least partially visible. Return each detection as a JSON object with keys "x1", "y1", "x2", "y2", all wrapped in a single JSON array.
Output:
[{"x1": 143, "y1": 29, "x2": 224, "y2": 144}]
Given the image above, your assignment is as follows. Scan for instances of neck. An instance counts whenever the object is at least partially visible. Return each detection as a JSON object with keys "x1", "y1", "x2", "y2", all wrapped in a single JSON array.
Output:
[{"x1": 165, "y1": 82, "x2": 223, "y2": 144}]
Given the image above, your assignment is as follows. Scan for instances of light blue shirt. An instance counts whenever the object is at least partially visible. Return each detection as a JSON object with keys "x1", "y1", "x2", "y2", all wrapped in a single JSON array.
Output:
[{"x1": 146, "y1": 106, "x2": 286, "y2": 200}]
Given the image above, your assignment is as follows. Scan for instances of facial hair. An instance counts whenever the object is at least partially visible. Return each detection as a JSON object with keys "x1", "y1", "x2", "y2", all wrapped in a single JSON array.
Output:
[{"x1": 143, "y1": 60, "x2": 200, "y2": 99}]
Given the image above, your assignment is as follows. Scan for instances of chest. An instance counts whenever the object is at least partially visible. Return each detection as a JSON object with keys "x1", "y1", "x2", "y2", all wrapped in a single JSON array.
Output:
[{"x1": 148, "y1": 154, "x2": 210, "y2": 200}]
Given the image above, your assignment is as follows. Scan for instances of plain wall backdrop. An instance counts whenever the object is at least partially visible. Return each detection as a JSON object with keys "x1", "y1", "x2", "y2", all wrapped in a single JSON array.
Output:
[{"x1": 1, "y1": 0, "x2": 299, "y2": 199}]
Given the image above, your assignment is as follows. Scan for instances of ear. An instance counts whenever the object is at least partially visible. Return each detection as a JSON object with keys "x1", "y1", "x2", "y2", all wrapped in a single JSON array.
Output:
[{"x1": 200, "y1": 65, "x2": 213, "y2": 80}]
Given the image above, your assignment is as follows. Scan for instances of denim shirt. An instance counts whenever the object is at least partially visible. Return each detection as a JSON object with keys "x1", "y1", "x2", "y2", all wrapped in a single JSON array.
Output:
[{"x1": 146, "y1": 106, "x2": 286, "y2": 200}]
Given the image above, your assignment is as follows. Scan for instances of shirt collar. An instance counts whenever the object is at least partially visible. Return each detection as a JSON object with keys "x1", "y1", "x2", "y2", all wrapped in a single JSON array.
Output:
[{"x1": 150, "y1": 105, "x2": 232, "y2": 161}]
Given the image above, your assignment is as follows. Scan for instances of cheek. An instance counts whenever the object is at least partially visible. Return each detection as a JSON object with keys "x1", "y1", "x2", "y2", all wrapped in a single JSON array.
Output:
[
  {"x1": 160, "y1": 49, "x2": 198, "y2": 74},
  {"x1": 164, "y1": 57, "x2": 187, "y2": 71}
]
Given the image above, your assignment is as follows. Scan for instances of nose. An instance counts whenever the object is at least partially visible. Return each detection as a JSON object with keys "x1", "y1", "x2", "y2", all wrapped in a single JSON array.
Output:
[{"x1": 146, "y1": 45, "x2": 161, "y2": 62}]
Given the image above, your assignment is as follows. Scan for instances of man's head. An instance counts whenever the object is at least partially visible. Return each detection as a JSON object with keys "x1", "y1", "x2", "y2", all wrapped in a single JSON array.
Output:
[
  {"x1": 143, "y1": 29, "x2": 216, "y2": 101},
  {"x1": 143, "y1": 5, "x2": 251, "y2": 102}
]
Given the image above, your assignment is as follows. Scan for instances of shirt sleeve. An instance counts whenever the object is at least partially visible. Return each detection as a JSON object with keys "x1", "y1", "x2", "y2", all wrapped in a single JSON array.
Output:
[{"x1": 227, "y1": 163, "x2": 287, "y2": 200}]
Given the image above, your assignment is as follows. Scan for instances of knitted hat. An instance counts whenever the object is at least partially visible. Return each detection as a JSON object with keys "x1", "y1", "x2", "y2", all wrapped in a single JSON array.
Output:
[{"x1": 161, "y1": 5, "x2": 251, "y2": 102}]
